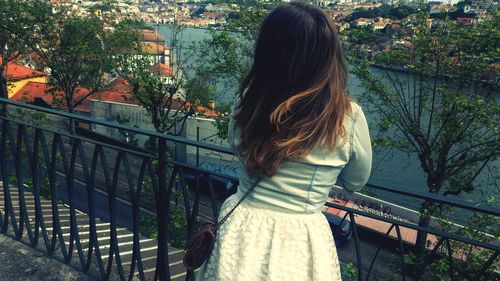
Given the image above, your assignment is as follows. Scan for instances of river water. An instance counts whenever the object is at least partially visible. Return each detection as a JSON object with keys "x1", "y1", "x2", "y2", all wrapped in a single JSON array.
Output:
[{"x1": 157, "y1": 25, "x2": 499, "y2": 222}]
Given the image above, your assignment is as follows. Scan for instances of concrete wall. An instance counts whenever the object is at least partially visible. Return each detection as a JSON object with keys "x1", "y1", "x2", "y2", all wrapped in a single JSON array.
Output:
[
  {"x1": 89, "y1": 100, "x2": 239, "y2": 176},
  {"x1": 90, "y1": 100, "x2": 154, "y2": 147}
]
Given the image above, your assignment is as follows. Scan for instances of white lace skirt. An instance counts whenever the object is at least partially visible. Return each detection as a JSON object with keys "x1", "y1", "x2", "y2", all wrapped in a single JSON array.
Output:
[{"x1": 196, "y1": 194, "x2": 343, "y2": 281}]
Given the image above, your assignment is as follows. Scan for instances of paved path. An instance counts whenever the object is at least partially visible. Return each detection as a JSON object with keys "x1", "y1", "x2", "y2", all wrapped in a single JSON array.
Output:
[{"x1": 0, "y1": 234, "x2": 96, "y2": 281}]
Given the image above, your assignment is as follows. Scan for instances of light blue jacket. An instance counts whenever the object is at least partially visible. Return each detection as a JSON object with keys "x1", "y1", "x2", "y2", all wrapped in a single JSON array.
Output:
[{"x1": 229, "y1": 101, "x2": 372, "y2": 214}]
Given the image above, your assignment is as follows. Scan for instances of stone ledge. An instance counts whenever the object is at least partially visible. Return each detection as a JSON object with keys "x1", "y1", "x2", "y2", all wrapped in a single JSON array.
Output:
[{"x1": 0, "y1": 234, "x2": 96, "y2": 281}]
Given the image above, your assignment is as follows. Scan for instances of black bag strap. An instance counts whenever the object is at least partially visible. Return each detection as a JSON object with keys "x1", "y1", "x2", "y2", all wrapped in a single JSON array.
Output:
[{"x1": 215, "y1": 178, "x2": 260, "y2": 231}]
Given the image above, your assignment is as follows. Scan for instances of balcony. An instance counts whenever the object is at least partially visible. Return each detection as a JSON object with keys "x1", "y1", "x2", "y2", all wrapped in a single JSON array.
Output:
[{"x1": 0, "y1": 97, "x2": 498, "y2": 281}]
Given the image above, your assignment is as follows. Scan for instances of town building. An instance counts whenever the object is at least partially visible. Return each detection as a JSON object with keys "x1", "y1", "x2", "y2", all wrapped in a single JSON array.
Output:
[{"x1": 1, "y1": 58, "x2": 48, "y2": 98}]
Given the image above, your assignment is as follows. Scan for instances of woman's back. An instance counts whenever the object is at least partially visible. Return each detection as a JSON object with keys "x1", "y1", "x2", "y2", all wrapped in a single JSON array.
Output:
[
  {"x1": 196, "y1": 2, "x2": 372, "y2": 280},
  {"x1": 232, "y1": 101, "x2": 371, "y2": 214}
]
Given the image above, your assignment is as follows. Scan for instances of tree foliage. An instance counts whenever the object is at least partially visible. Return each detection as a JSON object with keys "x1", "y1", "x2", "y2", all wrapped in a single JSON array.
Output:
[
  {"x1": 0, "y1": 0, "x2": 43, "y2": 99},
  {"x1": 114, "y1": 18, "x2": 153, "y2": 31},
  {"x1": 4, "y1": 1, "x2": 119, "y2": 133},
  {"x1": 188, "y1": 31, "x2": 251, "y2": 103},
  {"x1": 111, "y1": 22, "x2": 194, "y2": 135},
  {"x1": 191, "y1": 0, "x2": 274, "y2": 89},
  {"x1": 346, "y1": 28, "x2": 384, "y2": 45},
  {"x1": 187, "y1": 2, "x2": 273, "y2": 137},
  {"x1": 354, "y1": 13, "x2": 499, "y2": 254},
  {"x1": 395, "y1": 193, "x2": 500, "y2": 280},
  {"x1": 345, "y1": 4, "x2": 417, "y2": 21}
]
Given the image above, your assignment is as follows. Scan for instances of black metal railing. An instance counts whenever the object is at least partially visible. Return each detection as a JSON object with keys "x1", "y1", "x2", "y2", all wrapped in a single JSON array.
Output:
[{"x1": 0, "y1": 97, "x2": 498, "y2": 281}]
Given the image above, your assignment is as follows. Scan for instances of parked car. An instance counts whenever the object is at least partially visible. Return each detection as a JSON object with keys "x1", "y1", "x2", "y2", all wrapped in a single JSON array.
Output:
[
  {"x1": 183, "y1": 169, "x2": 237, "y2": 200},
  {"x1": 323, "y1": 209, "x2": 352, "y2": 247}
]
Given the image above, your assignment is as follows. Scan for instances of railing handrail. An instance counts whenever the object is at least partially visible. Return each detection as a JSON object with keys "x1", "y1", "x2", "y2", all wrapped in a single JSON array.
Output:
[
  {"x1": 325, "y1": 201, "x2": 500, "y2": 252},
  {"x1": 365, "y1": 183, "x2": 500, "y2": 217},
  {"x1": 1, "y1": 98, "x2": 499, "y2": 281},
  {"x1": 1, "y1": 97, "x2": 499, "y2": 217},
  {"x1": 0, "y1": 97, "x2": 233, "y2": 155}
]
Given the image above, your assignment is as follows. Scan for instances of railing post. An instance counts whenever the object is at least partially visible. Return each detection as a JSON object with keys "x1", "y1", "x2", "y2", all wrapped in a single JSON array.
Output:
[
  {"x1": 196, "y1": 127, "x2": 200, "y2": 167},
  {"x1": 348, "y1": 212, "x2": 363, "y2": 281},
  {"x1": 0, "y1": 98, "x2": 499, "y2": 281},
  {"x1": 157, "y1": 137, "x2": 171, "y2": 281}
]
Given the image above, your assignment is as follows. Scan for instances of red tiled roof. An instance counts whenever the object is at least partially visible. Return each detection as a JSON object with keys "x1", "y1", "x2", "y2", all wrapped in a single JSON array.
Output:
[
  {"x1": 431, "y1": 4, "x2": 450, "y2": 9},
  {"x1": 137, "y1": 29, "x2": 165, "y2": 42},
  {"x1": 110, "y1": 77, "x2": 133, "y2": 92},
  {"x1": 3, "y1": 62, "x2": 46, "y2": 81},
  {"x1": 355, "y1": 17, "x2": 372, "y2": 23},
  {"x1": 90, "y1": 90, "x2": 196, "y2": 115},
  {"x1": 195, "y1": 105, "x2": 218, "y2": 117},
  {"x1": 202, "y1": 12, "x2": 226, "y2": 19},
  {"x1": 151, "y1": 63, "x2": 173, "y2": 76},
  {"x1": 12, "y1": 81, "x2": 91, "y2": 113},
  {"x1": 91, "y1": 89, "x2": 138, "y2": 105},
  {"x1": 183, "y1": 102, "x2": 219, "y2": 117},
  {"x1": 456, "y1": 18, "x2": 473, "y2": 25},
  {"x1": 140, "y1": 42, "x2": 166, "y2": 55},
  {"x1": 91, "y1": 77, "x2": 137, "y2": 105},
  {"x1": 12, "y1": 81, "x2": 55, "y2": 102},
  {"x1": 14, "y1": 80, "x2": 218, "y2": 118}
]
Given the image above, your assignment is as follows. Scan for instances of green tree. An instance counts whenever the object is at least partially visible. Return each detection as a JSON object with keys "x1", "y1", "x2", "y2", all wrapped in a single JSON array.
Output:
[
  {"x1": 347, "y1": 27, "x2": 379, "y2": 45},
  {"x1": 0, "y1": 0, "x2": 47, "y2": 99},
  {"x1": 353, "y1": 13, "x2": 499, "y2": 257},
  {"x1": 8, "y1": 1, "x2": 117, "y2": 133},
  {"x1": 188, "y1": 31, "x2": 251, "y2": 103},
  {"x1": 439, "y1": 195, "x2": 499, "y2": 280},
  {"x1": 188, "y1": 1, "x2": 272, "y2": 94},
  {"x1": 111, "y1": 21, "x2": 194, "y2": 136},
  {"x1": 114, "y1": 18, "x2": 153, "y2": 31},
  {"x1": 393, "y1": 193, "x2": 499, "y2": 280},
  {"x1": 388, "y1": 5, "x2": 417, "y2": 20},
  {"x1": 187, "y1": 2, "x2": 273, "y2": 137}
]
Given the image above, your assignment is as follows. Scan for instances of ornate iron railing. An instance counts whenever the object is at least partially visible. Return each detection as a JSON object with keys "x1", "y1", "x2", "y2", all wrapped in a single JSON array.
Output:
[{"x1": 0, "y1": 97, "x2": 498, "y2": 281}]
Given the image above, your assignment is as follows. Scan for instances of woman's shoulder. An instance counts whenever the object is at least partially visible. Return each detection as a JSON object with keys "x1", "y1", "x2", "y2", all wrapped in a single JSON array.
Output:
[
  {"x1": 296, "y1": 101, "x2": 363, "y2": 166},
  {"x1": 346, "y1": 100, "x2": 364, "y2": 122}
]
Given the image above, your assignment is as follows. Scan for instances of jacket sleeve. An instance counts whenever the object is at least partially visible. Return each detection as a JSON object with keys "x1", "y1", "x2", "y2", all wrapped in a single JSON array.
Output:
[{"x1": 337, "y1": 106, "x2": 372, "y2": 192}]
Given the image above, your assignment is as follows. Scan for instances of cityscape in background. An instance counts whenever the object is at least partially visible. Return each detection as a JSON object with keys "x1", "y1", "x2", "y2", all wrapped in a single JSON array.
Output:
[
  {"x1": 3, "y1": 0, "x2": 498, "y2": 213},
  {"x1": 0, "y1": 0, "x2": 498, "y2": 280},
  {"x1": 17, "y1": 0, "x2": 499, "y2": 82}
]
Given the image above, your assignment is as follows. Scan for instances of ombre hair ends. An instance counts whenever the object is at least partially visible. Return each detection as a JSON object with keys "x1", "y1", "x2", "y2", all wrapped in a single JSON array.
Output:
[{"x1": 235, "y1": 1, "x2": 351, "y2": 177}]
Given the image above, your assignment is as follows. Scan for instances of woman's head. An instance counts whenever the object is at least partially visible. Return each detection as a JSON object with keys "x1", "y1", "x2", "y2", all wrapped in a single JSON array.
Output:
[{"x1": 235, "y1": 1, "x2": 351, "y2": 176}]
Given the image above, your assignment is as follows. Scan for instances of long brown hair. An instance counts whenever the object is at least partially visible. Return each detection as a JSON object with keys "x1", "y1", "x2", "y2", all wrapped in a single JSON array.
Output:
[{"x1": 235, "y1": 2, "x2": 351, "y2": 176}]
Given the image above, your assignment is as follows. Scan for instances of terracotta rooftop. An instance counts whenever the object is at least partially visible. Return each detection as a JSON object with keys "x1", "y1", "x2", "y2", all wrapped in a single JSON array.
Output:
[
  {"x1": 12, "y1": 78, "x2": 219, "y2": 118},
  {"x1": 109, "y1": 77, "x2": 133, "y2": 93},
  {"x1": 91, "y1": 78, "x2": 138, "y2": 105},
  {"x1": 202, "y1": 12, "x2": 226, "y2": 19},
  {"x1": 2, "y1": 61, "x2": 46, "y2": 81},
  {"x1": 151, "y1": 63, "x2": 174, "y2": 77},
  {"x1": 12, "y1": 81, "x2": 91, "y2": 113},
  {"x1": 137, "y1": 29, "x2": 165, "y2": 42},
  {"x1": 140, "y1": 42, "x2": 166, "y2": 55}
]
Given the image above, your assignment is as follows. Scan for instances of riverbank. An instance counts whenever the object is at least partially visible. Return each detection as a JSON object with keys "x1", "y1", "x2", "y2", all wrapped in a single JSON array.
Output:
[
  {"x1": 371, "y1": 63, "x2": 499, "y2": 84},
  {"x1": 150, "y1": 22, "x2": 232, "y2": 32}
]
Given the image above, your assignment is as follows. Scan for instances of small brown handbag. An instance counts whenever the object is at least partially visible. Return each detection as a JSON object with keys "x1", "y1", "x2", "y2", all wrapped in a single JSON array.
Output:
[
  {"x1": 183, "y1": 180, "x2": 260, "y2": 270},
  {"x1": 183, "y1": 221, "x2": 217, "y2": 270}
]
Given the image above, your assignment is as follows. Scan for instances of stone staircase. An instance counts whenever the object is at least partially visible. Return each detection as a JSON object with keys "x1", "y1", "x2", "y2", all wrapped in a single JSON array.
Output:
[{"x1": 0, "y1": 183, "x2": 190, "y2": 281}]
